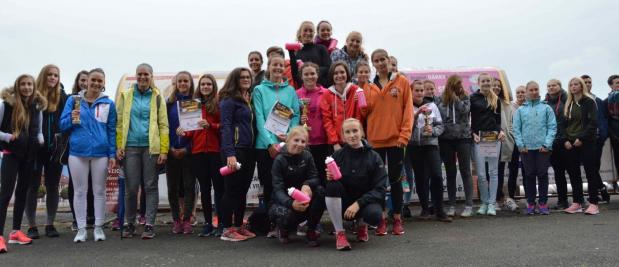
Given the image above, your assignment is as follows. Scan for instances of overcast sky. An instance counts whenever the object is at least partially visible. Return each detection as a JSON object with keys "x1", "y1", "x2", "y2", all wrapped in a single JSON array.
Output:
[{"x1": 1, "y1": 0, "x2": 617, "y2": 98}]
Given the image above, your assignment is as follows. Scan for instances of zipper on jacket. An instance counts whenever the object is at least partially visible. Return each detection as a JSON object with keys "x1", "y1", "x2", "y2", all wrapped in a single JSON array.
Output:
[{"x1": 234, "y1": 126, "x2": 239, "y2": 146}]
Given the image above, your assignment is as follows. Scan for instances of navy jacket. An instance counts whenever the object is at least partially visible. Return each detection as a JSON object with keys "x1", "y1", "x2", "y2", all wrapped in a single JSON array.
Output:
[{"x1": 219, "y1": 97, "x2": 255, "y2": 157}]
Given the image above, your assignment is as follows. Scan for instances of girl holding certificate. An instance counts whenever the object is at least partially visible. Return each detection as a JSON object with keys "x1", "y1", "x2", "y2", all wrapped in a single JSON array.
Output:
[{"x1": 252, "y1": 55, "x2": 300, "y2": 215}]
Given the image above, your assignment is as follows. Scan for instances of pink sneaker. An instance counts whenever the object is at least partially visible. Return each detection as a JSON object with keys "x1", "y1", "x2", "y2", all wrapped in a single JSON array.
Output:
[
  {"x1": 182, "y1": 221, "x2": 193, "y2": 234},
  {"x1": 0, "y1": 236, "x2": 7, "y2": 253},
  {"x1": 9, "y1": 230, "x2": 32, "y2": 245},
  {"x1": 584, "y1": 204, "x2": 599, "y2": 215},
  {"x1": 564, "y1": 203, "x2": 583, "y2": 214},
  {"x1": 172, "y1": 220, "x2": 183, "y2": 234}
]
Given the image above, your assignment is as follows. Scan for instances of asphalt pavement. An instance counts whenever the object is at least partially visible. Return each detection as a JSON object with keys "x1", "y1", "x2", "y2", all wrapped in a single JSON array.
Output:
[{"x1": 2, "y1": 199, "x2": 619, "y2": 266}]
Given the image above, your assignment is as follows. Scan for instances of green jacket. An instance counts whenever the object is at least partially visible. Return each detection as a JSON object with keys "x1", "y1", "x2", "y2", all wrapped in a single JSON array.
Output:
[{"x1": 116, "y1": 86, "x2": 169, "y2": 155}]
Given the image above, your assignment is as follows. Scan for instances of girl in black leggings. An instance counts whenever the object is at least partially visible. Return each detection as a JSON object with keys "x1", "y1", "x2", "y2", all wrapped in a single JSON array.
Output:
[
  {"x1": 218, "y1": 67, "x2": 257, "y2": 242},
  {"x1": 270, "y1": 127, "x2": 325, "y2": 246},
  {"x1": 0, "y1": 74, "x2": 46, "y2": 252},
  {"x1": 325, "y1": 118, "x2": 387, "y2": 251}
]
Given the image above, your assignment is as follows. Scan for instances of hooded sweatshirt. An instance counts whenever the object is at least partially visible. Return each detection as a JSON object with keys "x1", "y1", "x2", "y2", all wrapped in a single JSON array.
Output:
[
  {"x1": 252, "y1": 79, "x2": 300, "y2": 149},
  {"x1": 545, "y1": 89, "x2": 568, "y2": 143},
  {"x1": 470, "y1": 90, "x2": 501, "y2": 135},
  {"x1": 436, "y1": 94, "x2": 471, "y2": 140},
  {"x1": 331, "y1": 140, "x2": 387, "y2": 208},
  {"x1": 296, "y1": 85, "x2": 327, "y2": 145},
  {"x1": 319, "y1": 83, "x2": 363, "y2": 145},
  {"x1": 366, "y1": 72, "x2": 413, "y2": 148},
  {"x1": 271, "y1": 145, "x2": 322, "y2": 209},
  {"x1": 59, "y1": 92, "x2": 116, "y2": 158},
  {"x1": 513, "y1": 98, "x2": 557, "y2": 150},
  {"x1": 409, "y1": 100, "x2": 444, "y2": 146}
]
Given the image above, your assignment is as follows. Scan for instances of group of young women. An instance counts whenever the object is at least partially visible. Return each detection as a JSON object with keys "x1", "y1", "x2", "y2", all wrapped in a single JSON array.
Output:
[{"x1": 1, "y1": 20, "x2": 618, "y2": 253}]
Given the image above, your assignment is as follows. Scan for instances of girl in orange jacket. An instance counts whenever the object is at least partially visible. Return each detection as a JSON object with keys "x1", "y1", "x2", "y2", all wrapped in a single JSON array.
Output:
[
  {"x1": 365, "y1": 49, "x2": 413, "y2": 236},
  {"x1": 319, "y1": 61, "x2": 363, "y2": 150}
]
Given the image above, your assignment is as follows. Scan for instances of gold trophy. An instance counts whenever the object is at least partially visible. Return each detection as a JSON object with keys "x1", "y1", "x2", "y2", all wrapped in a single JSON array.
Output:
[
  {"x1": 72, "y1": 95, "x2": 81, "y2": 124},
  {"x1": 300, "y1": 98, "x2": 311, "y2": 131},
  {"x1": 422, "y1": 106, "x2": 432, "y2": 136}
]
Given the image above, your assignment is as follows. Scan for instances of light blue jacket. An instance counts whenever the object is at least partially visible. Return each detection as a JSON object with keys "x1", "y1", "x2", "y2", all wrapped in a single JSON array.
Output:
[
  {"x1": 252, "y1": 79, "x2": 300, "y2": 149},
  {"x1": 513, "y1": 98, "x2": 556, "y2": 150},
  {"x1": 60, "y1": 92, "x2": 117, "y2": 158}
]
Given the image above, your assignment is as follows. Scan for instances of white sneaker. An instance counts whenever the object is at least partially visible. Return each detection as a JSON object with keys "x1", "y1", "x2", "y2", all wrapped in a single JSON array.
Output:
[
  {"x1": 74, "y1": 228, "x2": 87, "y2": 243},
  {"x1": 504, "y1": 198, "x2": 518, "y2": 211},
  {"x1": 94, "y1": 226, "x2": 106, "y2": 242},
  {"x1": 460, "y1": 206, "x2": 473, "y2": 217},
  {"x1": 446, "y1": 206, "x2": 456, "y2": 217}
]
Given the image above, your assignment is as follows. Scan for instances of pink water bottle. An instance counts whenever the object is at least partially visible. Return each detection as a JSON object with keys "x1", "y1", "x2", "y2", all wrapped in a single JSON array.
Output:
[
  {"x1": 219, "y1": 162, "x2": 241, "y2": 176},
  {"x1": 327, "y1": 39, "x2": 338, "y2": 52},
  {"x1": 288, "y1": 187, "x2": 311, "y2": 203},
  {"x1": 325, "y1": 156, "x2": 342, "y2": 180},
  {"x1": 285, "y1": 42, "x2": 302, "y2": 51},
  {"x1": 274, "y1": 142, "x2": 285, "y2": 152},
  {"x1": 356, "y1": 88, "x2": 367, "y2": 108}
]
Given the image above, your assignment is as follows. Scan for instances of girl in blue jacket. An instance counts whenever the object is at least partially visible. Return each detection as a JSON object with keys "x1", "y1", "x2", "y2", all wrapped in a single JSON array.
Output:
[
  {"x1": 60, "y1": 68, "x2": 116, "y2": 243},
  {"x1": 252, "y1": 55, "x2": 300, "y2": 216},
  {"x1": 513, "y1": 81, "x2": 556, "y2": 215}
]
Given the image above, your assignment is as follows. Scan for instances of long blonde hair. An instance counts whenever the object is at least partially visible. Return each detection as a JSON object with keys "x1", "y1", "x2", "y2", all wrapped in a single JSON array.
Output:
[
  {"x1": 11, "y1": 75, "x2": 37, "y2": 138},
  {"x1": 296, "y1": 21, "x2": 314, "y2": 43},
  {"x1": 478, "y1": 73, "x2": 498, "y2": 112},
  {"x1": 564, "y1": 77, "x2": 595, "y2": 118},
  {"x1": 36, "y1": 64, "x2": 61, "y2": 112}
]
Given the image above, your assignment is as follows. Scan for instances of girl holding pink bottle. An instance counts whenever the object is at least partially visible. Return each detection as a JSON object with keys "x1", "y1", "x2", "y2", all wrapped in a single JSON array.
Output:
[
  {"x1": 324, "y1": 118, "x2": 387, "y2": 251},
  {"x1": 269, "y1": 126, "x2": 325, "y2": 246}
]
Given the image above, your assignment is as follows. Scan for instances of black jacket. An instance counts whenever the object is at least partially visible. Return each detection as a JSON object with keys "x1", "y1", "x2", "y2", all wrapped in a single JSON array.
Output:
[
  {"x1": 470, "y1": 91, "x2": 501, "y2": 135},
  {"x1": 331, "y1": 141, "x2": 387, "y2": 208},
  {"x1": 0, "y1": 87, "x2": 47, "y2": 160},
  {"x1": 41, "y1": 89, "x2": 67, "y2": 150},
  {"x1": 290, "y1": 43, "x2": 332, "y2": 88},
  {"x1": 271, "y1": 145, "x2": 321, "y2": 209},
  {"x1": 545, "y1": 90, "x2": 568, "y2": 144},
  {"x1": 559, "y1": 96, "x2": 598, "y2": 142}
]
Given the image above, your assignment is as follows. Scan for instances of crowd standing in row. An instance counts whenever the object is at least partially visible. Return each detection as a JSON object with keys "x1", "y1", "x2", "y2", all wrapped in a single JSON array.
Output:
[{"x1": 1, "y1": 20, "x2": 619, "y2": 253}]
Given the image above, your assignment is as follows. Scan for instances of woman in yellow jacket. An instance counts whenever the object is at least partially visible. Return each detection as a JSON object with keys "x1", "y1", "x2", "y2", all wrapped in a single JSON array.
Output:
[
  {"x1": 116, "y1": 63, "x2": 169, "y2": 240},
  {"x1": 364, "y1": 49, "x2": 413, "y2": 236}
]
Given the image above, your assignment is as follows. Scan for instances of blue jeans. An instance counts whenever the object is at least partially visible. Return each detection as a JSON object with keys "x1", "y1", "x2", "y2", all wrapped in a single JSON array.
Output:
[{"x1": 472, "y1": 142, "x2": 499, "y2": 205}]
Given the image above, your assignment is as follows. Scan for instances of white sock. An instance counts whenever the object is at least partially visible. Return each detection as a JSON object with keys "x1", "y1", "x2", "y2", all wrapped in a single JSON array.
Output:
[{"x1": 325, "y1": 197, "x2": 344, "y2": 232}]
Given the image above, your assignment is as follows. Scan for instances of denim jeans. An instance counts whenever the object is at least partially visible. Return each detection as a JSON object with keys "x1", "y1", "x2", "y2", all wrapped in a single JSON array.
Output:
[
  {"x1": 472, "y1": 142, "x2": 499, "y2": 205},
  {"x1": 124, "y1": 147, "x2": 160, "y2": 226}
]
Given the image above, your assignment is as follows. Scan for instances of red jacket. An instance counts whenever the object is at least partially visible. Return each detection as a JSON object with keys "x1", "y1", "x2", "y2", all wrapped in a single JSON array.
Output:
[
  {"x1": 320, "y1": 83, "x2": 363, "y2": 144},
  {"x1": 184, "y1": 104, "x2": 221, "y2": 153}
]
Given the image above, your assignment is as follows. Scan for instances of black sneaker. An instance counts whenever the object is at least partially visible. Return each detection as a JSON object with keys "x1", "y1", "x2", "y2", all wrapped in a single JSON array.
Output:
[
  {"x1": 306, "y1": 230, "x2": 319, "y2": 247},
  {"x1": 277, "y1": 228, "x2": 289, "y2": 244},
  {"x1": 27, "y1": 227, "x2": 40, "y2": 239},
  {"x1": 122, "y1": 223, "x2": 136, "y2": 238},
  {"x1": 601, "y1": 189, "x2": 611, "y2": 203},
  {"x1": 418, "y1": 209, "x2": 433, "y2": 220},
  {"x1": 198, "y1": 224, "x2": 214, "y2": 237},
  {"x1": 552, "y1": 201, "x2": 569, "y2": 210},
  {"x1": 71, "y1": 222, "x2": 78, "y2": 232},
  {"x1": 141, "y1": 225, "x2": 155, "y2": 239},
  {"x1": 212, "y1": 227, "x2": 223, "y2": 237},
  {"x1": 45, "y1": 225, "x2": 59, "y2": 237},
  {"x1": 402, "y1": 204, "x2": 412, "y2": 219},
  {"x1": 435, "y1": 212, "x2": 453, "y2": 223}
]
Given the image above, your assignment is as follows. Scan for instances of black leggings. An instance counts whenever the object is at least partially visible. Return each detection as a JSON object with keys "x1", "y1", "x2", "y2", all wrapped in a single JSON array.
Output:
[
  {"x1": 374, "y1": 147, "x2": 404, "y2": 215},
  {"x1": 565, "y1": 141, "x2": 598, "y2": 204},
  {"x1": 68, "y1": 168, "x2": 94, "y2": 224},
  {"x1": 256, "y1": 149, "x2": 274, "y2": 207},
  {"x1": 269, "y1": 186, "x2": 325, "y2": 231},
  {"x1": 325, "y1": 180, "x2": 382, "y2": 226},
  {"x1": 0, "y1": 154, "x2": 35, "y2": 235},
  {"x1": 309, "y1": 144, "x2": 332, "y2": 186},
  {"x1": 409, "y1": 145, "x2": 444, "y2": 212},
  {"x1": 166, "y1": 155, "x2": 195, "y2": 221},
  {"x1": 551, "y1": 142, "x2": 569, "y2": 204},
  {"x1": 192, "y1": 152, "x2": 224, "y2": 225},
  {"x1": 495, "y1": 147, "x2": 524, "y2": 200},
  {"x1": 220, "y1": 148, "x2": 256, "y2": 228},
  {"x1": 26, "y1": 148, "x2": 63, "y2": 226}
]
